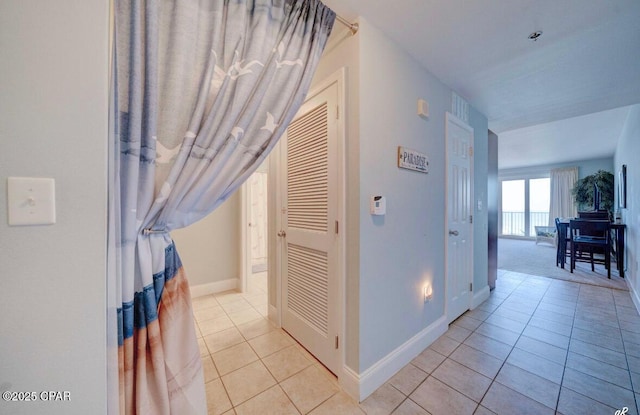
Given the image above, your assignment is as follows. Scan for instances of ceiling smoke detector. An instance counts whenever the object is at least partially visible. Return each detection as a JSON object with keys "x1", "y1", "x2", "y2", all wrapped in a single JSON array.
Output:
[{"x1": 528, "y1": 31, "x2": 543, "y2": 41}]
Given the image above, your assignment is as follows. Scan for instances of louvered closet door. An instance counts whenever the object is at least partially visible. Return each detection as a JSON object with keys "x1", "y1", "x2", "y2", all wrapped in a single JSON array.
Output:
[{"x1": 282, "y1": 81, "x2": 339, "y2": 375}]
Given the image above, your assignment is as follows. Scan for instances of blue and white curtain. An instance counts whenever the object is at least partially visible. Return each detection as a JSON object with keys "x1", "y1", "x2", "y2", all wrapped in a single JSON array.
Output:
[{"x1": 108, "y1": 1, "x2": 335, "y2": 413}]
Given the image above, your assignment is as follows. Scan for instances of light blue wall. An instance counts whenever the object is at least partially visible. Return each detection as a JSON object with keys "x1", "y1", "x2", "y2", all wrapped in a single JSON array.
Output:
[
  {"x1": 614, "y1": 104, "x2": 640, "y2": 308},
  {"x1": 576, "y1": 158, "x2": 615, "y2": 179},
  {"x1": 470, "y1": 107, "x2": 489, "y2": 295},
  {"x1": 358, "y1": 19, "x2": 445, "y2": 370},
  {"x1": 357, "y1": 19, "x2": 489, "y2": 371},
  {"x1": 172, "y1": 194, "x2": 240, "y2": 286},
  {"x1": 0, "y1": 1, "x2": 108, "y2": 413}
]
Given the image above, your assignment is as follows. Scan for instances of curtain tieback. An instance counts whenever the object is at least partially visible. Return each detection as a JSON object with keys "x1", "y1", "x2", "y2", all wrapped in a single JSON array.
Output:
[{"x1": 142, "y1": 227, "x2": 168, "y2": 235}]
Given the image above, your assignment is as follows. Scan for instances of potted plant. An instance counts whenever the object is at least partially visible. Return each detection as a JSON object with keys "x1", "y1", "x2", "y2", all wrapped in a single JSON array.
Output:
[{"x1": 571, "y1": 170, "x2": 614, "y2": 218}]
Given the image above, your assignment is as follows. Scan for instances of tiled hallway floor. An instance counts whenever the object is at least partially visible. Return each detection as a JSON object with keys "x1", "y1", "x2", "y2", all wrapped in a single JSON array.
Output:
[
  {"x1": 194, "y1": 270, "x2": 640, "y2": 414},
  {"x1": 193, "y1": 272, "x2": 355, "y2": 415}
]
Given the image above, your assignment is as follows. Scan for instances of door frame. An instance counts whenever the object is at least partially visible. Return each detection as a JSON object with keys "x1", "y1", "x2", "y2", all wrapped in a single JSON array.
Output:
[
  {"x1": 240, "y1": 183, "x2": 250, "y2": 294},
  {"x1": 444, "y1": 111, "x2": 474, "y2": 323},
  {"x1": 269, "y1": 67, "x2": 346, "y2": 376}
]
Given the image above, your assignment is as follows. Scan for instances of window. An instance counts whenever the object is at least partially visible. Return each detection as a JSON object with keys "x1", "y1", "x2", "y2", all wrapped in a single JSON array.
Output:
[
  {"x1": 501, "y1": 180, "x2": 525, "y2": 236},
  {"x1": 529, "y1": 178, "x2": 550, "y2": 236},
  {"x1": 500, "y1": 176, "x2": 550, "y2": 237}
]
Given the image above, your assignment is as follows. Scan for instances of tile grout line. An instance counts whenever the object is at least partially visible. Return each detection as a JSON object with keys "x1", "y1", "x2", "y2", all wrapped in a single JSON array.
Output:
[
  {"x1": 202, "y1": 272, "x2": 640, "y2": 414},
  {"x1": 399, "y1": 308, "x2": 500, "y2": 414},
  {"x1": 228, "y1": 277, "x2": 346, "y2": 414},
  {"x1": 463, "y1": 294, "x2": 512, "y2": 414},
  {"x1": 445, "y1": 292, "x2": 512, "y2": 413},
  {"x1": 200, "y1": 278, "x2": 283, "y2": 413},
  {"x1": 197, "y1": 296, "x2": 237, "y2": 412},
  {"x1": 614, "y1": 288, "x2": 640, "y2": 415},
  {"x1": 435, "y1": 275, "x2": 547, "y2": 411},
  {"x1": 552, "y1": 278, "x2": 579, "y2": 413},
  {"x1": 423, "y1": 272, "x2": 636, "y2": 414},
  {"x1": 474, "y1": 276, "x2": 552, "y2": 412},
  {"x1": 228, "y1": 286, "x2": 283, "y2": 412},
  {"x1": 384, "y1": 384, "x2": 416, "y2": 415},
  {"x1": 444, "y1": 287, "x2": 514, "y2": 413},
  {"x1": 560, "y1": 285, "x2": 637, "y2": 413}
]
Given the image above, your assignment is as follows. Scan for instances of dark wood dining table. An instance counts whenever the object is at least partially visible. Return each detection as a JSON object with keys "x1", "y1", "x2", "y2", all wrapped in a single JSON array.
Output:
[{"x1": 556, "y1": 220, "x2": 626, "y2": 278}]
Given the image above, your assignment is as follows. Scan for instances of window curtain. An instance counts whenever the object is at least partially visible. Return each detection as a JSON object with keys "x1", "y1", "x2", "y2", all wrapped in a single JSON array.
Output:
[
  {"x1": 549, "y1": 167, "x2": 578, "y2": 225},
  {"x1": 107, "y1": 1, "x2": 335, "y2": 414}
]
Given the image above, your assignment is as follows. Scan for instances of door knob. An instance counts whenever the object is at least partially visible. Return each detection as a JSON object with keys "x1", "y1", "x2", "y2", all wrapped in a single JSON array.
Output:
[
  {"x1": 277, "y1": 230, "x2": 286, "y2": 237},
  {"x1": 449, "y1": 230, "x2": 459, "y2": 236}
]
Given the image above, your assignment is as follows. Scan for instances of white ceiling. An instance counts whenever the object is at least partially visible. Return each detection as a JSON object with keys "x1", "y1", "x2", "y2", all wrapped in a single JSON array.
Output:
[
  {"x1": 323, "y1": 0, "x2": 640, "y2": 169},
  {"x1": 498, "y1": 105, "x2": 631, "y2": 170}
]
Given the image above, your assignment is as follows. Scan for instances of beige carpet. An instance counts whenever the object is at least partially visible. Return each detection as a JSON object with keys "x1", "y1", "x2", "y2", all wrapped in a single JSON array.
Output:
[{"x1": 498, "y1": 237, "x2": 628, "y2": 291}]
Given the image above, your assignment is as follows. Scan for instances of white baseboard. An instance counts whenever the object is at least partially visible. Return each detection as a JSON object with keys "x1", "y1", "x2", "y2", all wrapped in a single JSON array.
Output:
[
  {"x1": 629, "y1": 278, "x2": 640, "y2": 316},
  {"x1": 268, "y1": 304, "x2": 280, "y2": 327},
  {"x1": 472, "y1": 285, "x2": 491, "y2": 309},
  {"x1": 346, "y1": 315, "x2": 448, "y2": 402},
  {"x1": 190, "y1": 278, "x2": 238, "y2": 299},
  {"x1": 339, "y1": 365, "x2": 361, "y2": 402}
]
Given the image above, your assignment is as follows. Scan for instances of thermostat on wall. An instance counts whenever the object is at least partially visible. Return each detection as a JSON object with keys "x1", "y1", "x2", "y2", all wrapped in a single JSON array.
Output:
[{"x1": 370, "y1": 196, "x2": 386, "y2": 216}]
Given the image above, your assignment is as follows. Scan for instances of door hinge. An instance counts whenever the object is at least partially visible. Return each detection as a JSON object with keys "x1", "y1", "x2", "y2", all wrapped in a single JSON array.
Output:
[
  {"x1": 335, "y1": 335, "x2": 339, "y2": 349},
  {"x1": 469, "y1": 282, "x2": 473, "y2": 292},
  {"x1": 335, "y1": 220, "x2": 339, "y2": 234},
  {"x1": 470, "y1": 215, "x2": 473, "y2": 224},
  {"x1": 336, "y1": 105, "x2": 339, "y2": 120},
  {"x1": 469, "y1": 146, "x2": 474, "y2": 157}
]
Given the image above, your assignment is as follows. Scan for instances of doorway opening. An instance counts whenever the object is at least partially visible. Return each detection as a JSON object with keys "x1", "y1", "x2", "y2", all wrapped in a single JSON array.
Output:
[{"x1": 241, "y1": 157, "x2": 270, "y2": 312}]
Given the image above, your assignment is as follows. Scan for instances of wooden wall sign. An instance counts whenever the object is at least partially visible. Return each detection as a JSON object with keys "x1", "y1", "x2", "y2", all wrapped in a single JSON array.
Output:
[{"x1": 398, "y1": 146, "x2": 429, "y2": 173}]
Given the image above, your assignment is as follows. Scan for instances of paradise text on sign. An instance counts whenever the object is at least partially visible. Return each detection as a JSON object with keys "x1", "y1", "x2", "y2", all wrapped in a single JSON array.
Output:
[{"x1": 398, "y1": 146, "x2": 429, "y2": 173}]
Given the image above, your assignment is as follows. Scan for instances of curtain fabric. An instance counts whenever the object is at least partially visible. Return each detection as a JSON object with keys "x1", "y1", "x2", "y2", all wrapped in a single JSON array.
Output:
[
  {"x1": 549, "y1": 167, "x2": 579, "y2": 225},
  {"x1": 108, "y1": 1, "x2": 335, "y2": 414}
]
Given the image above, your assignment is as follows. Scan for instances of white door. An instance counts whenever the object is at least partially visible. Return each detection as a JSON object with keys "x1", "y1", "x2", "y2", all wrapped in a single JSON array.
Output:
[
  {"x1": 280, "y1": 81, "x2": 340, "y2": 375},
  {"x1": 446, "y1": 112, "x2": 474, "y2": 323},
  {"x1": 248, "y1": 171, "x2": 268, "y2": 273}
]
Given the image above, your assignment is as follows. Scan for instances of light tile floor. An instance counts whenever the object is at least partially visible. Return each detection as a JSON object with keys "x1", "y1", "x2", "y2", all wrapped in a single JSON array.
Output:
[
  {"x1": 195, "y1": 270, "x2": 640, "y2": 414},
  {"x1": 195, "y1": 272, "x2": 355, "y2": 415}
]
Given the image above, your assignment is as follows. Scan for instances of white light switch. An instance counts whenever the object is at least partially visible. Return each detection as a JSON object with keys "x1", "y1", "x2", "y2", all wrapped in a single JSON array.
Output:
[{"x1": 7, "y1": 177, "x2": 56, "y2": 226}]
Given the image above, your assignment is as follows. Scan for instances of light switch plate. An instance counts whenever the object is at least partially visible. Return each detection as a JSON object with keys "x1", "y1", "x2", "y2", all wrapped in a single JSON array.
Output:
[{"x1": 7, "y1": 177, "x2": 56, "y2": 226}]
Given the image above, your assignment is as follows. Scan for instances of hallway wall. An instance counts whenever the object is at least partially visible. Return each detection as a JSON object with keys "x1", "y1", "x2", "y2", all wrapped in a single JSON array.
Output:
[
  {"x1": 301, "y1": 17, "x2": 490, "y2": 389},
  {"x1": 0, "y1": 1, "x2": 108, "y2": 413},
  {"x1": 615, "y1": 104, "x2": 640, "y2": 309},
  {"x1": 470, "y1": 107, "x2": 490, "y2": 296},
  {"x1": 357, "y1": 18, "x2": 489, "y2": 373},
  {"x1": 172, "y1": 193, "x2": 240, "y2": 288},
  {"x1": 177, "y1": 158, "x2": 269, "y2": 293}
]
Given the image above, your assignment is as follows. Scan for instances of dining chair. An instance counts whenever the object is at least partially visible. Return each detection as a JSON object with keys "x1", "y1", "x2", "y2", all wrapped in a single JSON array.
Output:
[
  {"x1": 578, "y1": 211, "x2": 609, "y2": 220},
  {"x1": 555, "y1": 218, "x2": 570, "y2": 268},
  {"x1": 569, "y1": 219, "x2": 611, "y2": 278}
]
